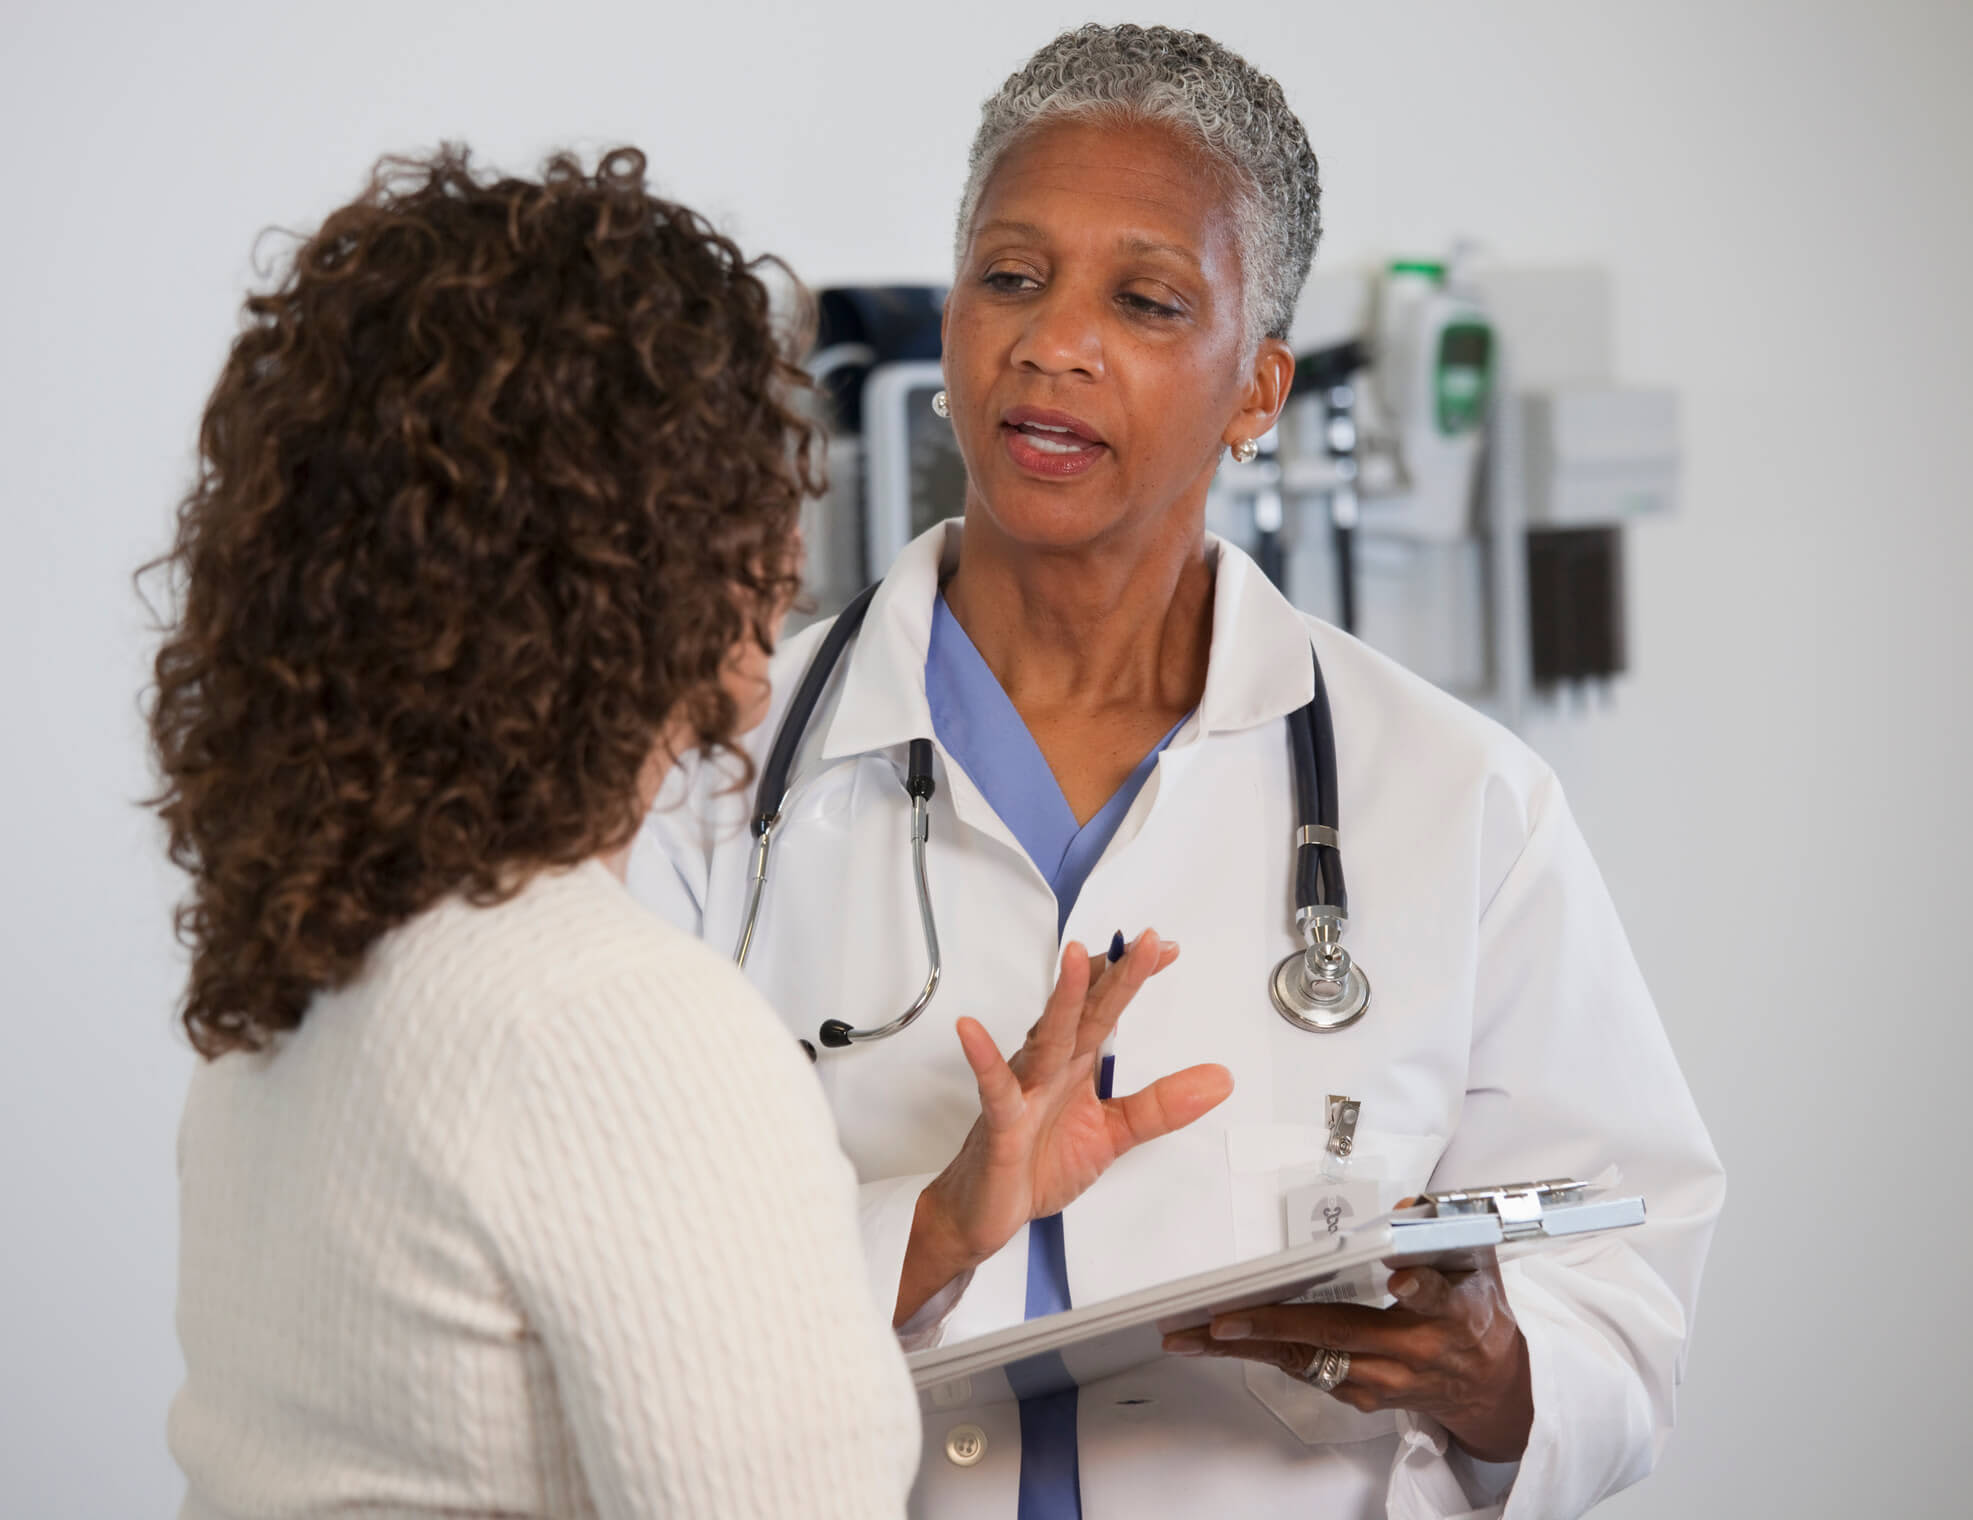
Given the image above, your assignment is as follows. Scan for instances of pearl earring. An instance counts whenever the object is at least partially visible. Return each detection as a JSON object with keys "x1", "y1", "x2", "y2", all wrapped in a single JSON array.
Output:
[
  {"x1": 931, "y1": 389, "x2": 950, "y2": 418},
  {"x1": 1231, "y1": 437, "x2": 1259, "y2": 464}
]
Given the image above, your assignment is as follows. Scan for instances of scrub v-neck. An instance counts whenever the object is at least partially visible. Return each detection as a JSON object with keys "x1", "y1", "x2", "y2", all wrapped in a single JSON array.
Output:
[{"x1": 926, "y1": 595, "x2": 1187, "y2": 937}]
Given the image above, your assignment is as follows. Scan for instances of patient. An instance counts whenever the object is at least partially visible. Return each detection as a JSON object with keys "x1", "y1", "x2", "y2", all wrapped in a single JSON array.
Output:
[{"x1": 147, "y1": 146, "x2": 919, "y2": 1518}]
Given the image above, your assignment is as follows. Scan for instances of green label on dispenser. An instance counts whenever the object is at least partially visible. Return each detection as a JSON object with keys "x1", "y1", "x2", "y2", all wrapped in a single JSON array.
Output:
[{"x1": 1435, "y1": 320, "x2": 1494, "y2": 436}]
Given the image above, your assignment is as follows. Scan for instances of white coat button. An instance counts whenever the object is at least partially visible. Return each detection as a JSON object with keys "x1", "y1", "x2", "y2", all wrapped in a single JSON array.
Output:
[{"x1": 945, "y1": 1423, "x2": 987, "y2": 1467}]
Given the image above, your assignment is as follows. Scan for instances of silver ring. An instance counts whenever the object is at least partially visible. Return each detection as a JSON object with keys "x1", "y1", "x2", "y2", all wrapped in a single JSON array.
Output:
[{"x1": 1300, "y1": 1347, "x2": 1351, "y2": 1392}]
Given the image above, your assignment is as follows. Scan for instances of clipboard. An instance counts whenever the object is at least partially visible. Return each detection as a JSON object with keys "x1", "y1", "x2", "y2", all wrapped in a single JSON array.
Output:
[{"x1": 909, "y1": 1178, "x2": 1644, "y2": 1408}]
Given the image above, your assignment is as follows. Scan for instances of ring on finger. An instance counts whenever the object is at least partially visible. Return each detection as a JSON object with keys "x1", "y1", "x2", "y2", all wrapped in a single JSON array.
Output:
[{"x1": 1300, "y1": 1346, "x2": 1351, "y2": 1393}]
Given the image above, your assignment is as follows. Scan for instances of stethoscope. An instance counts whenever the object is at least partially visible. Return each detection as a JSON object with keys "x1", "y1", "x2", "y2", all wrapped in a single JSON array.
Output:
[{"x1": 733, "y1": 581, "x2": 1372, "y2": 1053}]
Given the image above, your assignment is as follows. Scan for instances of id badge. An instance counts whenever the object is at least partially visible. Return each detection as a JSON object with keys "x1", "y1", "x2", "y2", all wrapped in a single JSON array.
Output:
[{"x1": 1277, "y1": 1164, "x2": 1403, "y2": 1307}]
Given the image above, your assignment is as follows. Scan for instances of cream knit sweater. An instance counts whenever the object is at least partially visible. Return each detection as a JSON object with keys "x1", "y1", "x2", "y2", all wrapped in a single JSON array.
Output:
[{"x1": 169, "y1": 861, "x2": 920, "y2": 1518}]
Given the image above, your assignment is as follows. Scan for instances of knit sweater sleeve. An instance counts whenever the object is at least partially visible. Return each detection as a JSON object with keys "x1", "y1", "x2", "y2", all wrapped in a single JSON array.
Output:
[{"x1": 469, "y1": 944, "x2": 921, "y2": 1520}]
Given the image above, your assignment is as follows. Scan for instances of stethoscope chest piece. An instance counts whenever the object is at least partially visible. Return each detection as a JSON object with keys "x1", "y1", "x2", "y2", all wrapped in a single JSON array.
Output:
[{"x1": 1269, "y1": 939, "x2": 1372, "y2": 1033}]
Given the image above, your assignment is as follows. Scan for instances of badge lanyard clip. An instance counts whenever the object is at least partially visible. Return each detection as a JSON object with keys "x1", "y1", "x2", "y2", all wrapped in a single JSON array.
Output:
[{"x1": 1322, "y1": 1093, "x2": 1361, "y2": 1181}]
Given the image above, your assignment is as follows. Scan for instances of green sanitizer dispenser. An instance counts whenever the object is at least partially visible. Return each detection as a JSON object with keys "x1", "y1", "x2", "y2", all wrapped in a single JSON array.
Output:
[{"x1": 1371, "y1": 258, "x2": 1496, "y2": 540}]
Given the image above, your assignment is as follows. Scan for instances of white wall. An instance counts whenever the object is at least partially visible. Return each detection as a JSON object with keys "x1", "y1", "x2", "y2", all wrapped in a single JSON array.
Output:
[{"x1": 4, "y1": 1, "x2": 1966, "y2": 1513}]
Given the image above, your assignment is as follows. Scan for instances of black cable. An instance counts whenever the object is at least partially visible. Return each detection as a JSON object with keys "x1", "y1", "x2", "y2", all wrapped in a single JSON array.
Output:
[
  {"x1": 1308, "y1": 646, "x2": 1347, "y2": 917},
  {"x1": 751, "y1": 584, "x2": 880, "y2": 833},
  {"x1": 1288, "y1": 695, "x2": 1322, "y2": 914},
  {"x1": 1288, "y1": 645, "x2": 1349, "y2": 917},
  {"x1": 1332, "y1": 523, "x2": 1357, "y2": 635}
]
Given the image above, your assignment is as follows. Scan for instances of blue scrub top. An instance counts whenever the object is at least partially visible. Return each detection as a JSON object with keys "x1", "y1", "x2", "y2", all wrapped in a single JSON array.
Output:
[{"x1": 924, "y1": 595, "x2": 1189, "y2": 1520}]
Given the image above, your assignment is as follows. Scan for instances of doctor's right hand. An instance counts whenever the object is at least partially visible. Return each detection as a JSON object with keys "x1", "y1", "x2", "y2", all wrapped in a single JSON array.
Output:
[{"x1": 894, "y1": 932, "x2": 1234, "y2": 1326}]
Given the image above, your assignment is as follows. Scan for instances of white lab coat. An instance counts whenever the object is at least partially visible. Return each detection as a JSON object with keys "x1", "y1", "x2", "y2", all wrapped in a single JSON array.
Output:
[{"x1": 629, "y1": 522, "x2": 1724, "y2": 1520}]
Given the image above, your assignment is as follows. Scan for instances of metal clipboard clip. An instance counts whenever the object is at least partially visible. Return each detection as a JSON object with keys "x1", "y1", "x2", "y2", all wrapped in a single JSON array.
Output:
[{"x1": 1418, "y1": 1178, "x2": 1594, "y2": 1240}]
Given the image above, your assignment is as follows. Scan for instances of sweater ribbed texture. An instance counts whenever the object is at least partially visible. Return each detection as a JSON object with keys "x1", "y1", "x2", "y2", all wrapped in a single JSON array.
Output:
[{"x1": 170, "y1": 861, "x2": 919, "y2": 1518}]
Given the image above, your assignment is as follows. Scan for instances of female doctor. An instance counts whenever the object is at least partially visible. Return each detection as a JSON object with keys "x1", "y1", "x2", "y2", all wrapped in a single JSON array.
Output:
[{"x1": 631, "y1": 23, "x2": 1723, "y2": 1520}]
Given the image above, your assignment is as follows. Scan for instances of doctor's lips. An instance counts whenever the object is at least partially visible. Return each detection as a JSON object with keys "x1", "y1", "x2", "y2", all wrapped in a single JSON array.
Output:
[{"x1": 999, "y1": 405, "x2": 1108, "y2": 478}]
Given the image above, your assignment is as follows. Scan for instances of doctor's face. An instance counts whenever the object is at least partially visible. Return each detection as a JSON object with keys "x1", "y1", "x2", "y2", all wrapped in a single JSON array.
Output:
[{"x1": 942, "y1": 118, "x2": 1261, "y2": 552}]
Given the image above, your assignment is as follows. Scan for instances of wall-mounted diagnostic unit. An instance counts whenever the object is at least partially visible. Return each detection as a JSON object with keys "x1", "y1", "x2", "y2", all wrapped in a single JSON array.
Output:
[{"x1": 1207, "y1": 253, "x2": 1679, "y2": 727}]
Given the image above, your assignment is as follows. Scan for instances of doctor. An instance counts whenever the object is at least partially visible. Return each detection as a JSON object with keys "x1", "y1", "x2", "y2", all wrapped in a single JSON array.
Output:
[{"x1": 632, "y1": 22, "x2": 1723, "y2": 1520}]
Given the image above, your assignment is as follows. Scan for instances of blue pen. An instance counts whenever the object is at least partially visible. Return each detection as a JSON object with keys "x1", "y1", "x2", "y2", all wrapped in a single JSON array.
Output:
[{"x1": 1098, "y1": 930, "x2": 1126, "y2": 1100}]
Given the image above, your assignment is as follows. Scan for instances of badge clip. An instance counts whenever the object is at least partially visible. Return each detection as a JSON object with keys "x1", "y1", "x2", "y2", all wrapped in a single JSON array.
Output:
[{"x1": 1323, "y1": 1093, "x2": 1361, "y2": 1178}]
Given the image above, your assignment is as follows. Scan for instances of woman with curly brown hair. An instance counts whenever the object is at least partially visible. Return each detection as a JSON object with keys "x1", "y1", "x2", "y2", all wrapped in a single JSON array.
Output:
[{"x1": 146, "y1": 145, "x2": 974, "y2": 1518}]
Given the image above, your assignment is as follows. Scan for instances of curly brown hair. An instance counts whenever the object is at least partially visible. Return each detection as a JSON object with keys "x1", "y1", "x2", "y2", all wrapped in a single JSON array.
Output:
[{"x1": 145, "y1": 145, "x2": 816, "y2": 1059}]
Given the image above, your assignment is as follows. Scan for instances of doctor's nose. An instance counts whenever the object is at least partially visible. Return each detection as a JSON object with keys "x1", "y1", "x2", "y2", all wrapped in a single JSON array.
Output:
[{"x1": 1009, "y1": 289, "x2": 1105, "y2": 381}]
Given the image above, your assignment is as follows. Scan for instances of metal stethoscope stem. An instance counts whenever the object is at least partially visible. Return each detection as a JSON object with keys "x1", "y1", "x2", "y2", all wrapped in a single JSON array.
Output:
[
  {"x1": 818, "y1": 764, "x2": 941, "y2": 1048},
  {"x1": 732, "y1": 825, "x2": 775, "y2": 973},
  {"x1": 734, "y1": 738, "x2": 944, "y2": 1053}
]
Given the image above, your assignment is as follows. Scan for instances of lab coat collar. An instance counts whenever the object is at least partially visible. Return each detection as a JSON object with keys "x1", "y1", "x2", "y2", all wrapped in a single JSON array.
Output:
[
  {"x1": 1195, "y1": 534, "x2": 1318, "y2": 735},
  {"x1": 818, "y1": 524, "x2": 950, "y2": 761},
  {"x1": 819, "y1": 520, "x2": 1317, "y2": 761}
]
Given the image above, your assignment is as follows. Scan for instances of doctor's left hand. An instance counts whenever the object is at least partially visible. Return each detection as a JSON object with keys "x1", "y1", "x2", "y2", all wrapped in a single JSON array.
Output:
[
  {"x1": 896, "y1": 932, "x2": 1234, "y2": 1325},
  {"x1": 1162, "y1": 1259, "x2": 1535, "y2": 1462}
]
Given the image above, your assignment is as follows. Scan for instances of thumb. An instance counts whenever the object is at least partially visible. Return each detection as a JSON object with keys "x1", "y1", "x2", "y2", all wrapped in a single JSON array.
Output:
[{"x1": 1107, "y1": 1062, "x2": 1233, "y2": 1152}]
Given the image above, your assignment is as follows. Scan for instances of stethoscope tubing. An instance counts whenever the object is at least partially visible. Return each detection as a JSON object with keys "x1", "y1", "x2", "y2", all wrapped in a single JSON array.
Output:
[{"x1": 734, "y1": 581, "x2": 1367, "y2": 1049}]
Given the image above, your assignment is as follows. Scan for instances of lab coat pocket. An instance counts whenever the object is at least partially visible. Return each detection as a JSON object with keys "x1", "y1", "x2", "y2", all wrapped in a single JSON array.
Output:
[{"x1": 1225, "y1": 1122, "x2": 1445, "y2": 1446}]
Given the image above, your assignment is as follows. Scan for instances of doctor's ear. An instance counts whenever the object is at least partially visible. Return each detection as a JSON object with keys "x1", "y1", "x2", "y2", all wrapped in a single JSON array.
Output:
[{"x1": 1226, "y1": 337, "x2": 1293, "y2": 451}]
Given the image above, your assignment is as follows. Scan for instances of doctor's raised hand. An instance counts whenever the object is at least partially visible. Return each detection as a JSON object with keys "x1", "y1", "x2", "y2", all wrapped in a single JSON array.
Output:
[{"x1": 894, "y1": 932, "x2": 1232, "y2": 1324}]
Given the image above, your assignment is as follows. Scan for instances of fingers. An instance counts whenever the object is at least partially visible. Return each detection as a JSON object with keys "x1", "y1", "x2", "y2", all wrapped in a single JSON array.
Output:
[
  {"x1": 1081, "y1": 923, "x2": 1152, "y2": 1058},
  {"x1": 1105, "y1": 1062, "x2": 1233, "y2": 1153},
  {"x1": 1076, "y1": 929, "x2": 1166, "y2": 1050},
  {"x1": 1388, "y1": 1266, "x2": 1455, "y2": 1317},
  {"x1": 1026, "y1": 943, "x2": 1091, "y2": 1071},
  {"x1": 954, "y1": 1017, "x2": 1026, "y2": 1130},
  {"x1": 1029, "y1": 929, "x2": 1186, "y2": 1072},
  {"x1": 1092, "y1": 935, "x2": 1181, "y2": 980},
  {"x1": 1049, "y1": 923, "x2": 1183, "y2": 1058},
  {"x1": 1203, "y1": 1302, "x2": 1434, "y2": 1364},
  {"x1": 1321, "y1": 1354, "x2": 1418, "y2": 1414},
  {"x1": 1162, "y1": 1329, "x2": 1306, "y2": 1370},
  {"x1": 1161, "y1": 1331, "x2": 1415, "y2": 1403}
]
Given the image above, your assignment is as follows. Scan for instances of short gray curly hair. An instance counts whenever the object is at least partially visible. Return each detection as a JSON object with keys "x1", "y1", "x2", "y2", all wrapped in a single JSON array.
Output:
[{"x1": 956, "y1": 23, "x2": 1321, "y2": 346}]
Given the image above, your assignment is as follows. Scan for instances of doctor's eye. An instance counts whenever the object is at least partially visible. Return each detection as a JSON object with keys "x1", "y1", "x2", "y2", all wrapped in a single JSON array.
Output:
[
  {"x1": 1118, "y1": 291, "x2": 1182, "y2": 320},
  {"x1": 982, "y1": 269, "x2": 1042, "y2": 294}
]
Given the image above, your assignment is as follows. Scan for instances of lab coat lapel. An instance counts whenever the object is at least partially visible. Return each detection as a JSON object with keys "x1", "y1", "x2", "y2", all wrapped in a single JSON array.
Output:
[
  {"x1": 818, "y1": 523, "x2": 947, "y2": 764},
  {"x1": 1195, "y1": 537, "x2": 1317, "y2": 736},
  {"x1": 816, "y1": 521, "x2": 1029, "y2": 857}
]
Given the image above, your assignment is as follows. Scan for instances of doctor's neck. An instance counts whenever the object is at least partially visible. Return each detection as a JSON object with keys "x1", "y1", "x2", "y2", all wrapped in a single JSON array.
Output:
[
  {"x1": 600, "y1": 734, "x2": 683, "y2": 882},
  {"x1": 942, "y1": 506, "x2": 1215, "y2": 717}
]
